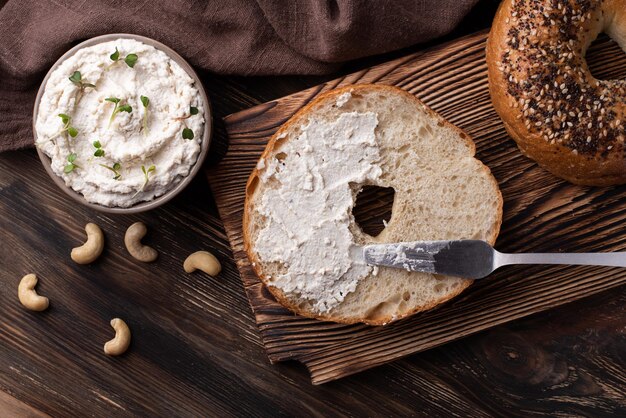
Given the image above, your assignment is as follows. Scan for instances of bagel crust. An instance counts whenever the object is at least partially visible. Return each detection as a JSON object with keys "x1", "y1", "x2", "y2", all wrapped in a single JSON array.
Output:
[{"x1": 487, "y1": 0, "x2": 626, "y2": 186}]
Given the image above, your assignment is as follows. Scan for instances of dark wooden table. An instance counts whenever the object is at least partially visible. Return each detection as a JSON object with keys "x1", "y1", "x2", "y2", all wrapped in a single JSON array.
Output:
[{"x1": 1, "y1": 1, "x2": 624, "y2": 416}]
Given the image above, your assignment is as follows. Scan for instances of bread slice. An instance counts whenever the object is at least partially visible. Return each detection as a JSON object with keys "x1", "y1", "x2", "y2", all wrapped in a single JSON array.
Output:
[{"x1": 244, "y1": 84, "x2": 502, "y2": 325}]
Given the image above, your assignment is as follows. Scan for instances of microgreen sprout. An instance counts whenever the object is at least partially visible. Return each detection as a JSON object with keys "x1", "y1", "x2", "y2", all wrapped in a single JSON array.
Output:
[
  {"x1": 182, "y1": 128, "x2": 194, "y2": 140},
  {"x1": 64, "y1": 153, "x2": 80, "y2": 173},
  {"x1": 132, "y1": 164, "x2": 155, "y2": 197},
  {"x1": 176, "y1": 106, "x2": 199, "y2": 139},
  {"x1": 93, "y1": 140, "x2": 105, "y2": 157},
  {"x1": 105, "y1": 97, "x2": 132, "y2": 128},
  {"x1": 140, "y1": 95, "x2": 149, "y2": 134},
  {"x1": 142, "y1": 165, "x2": 155, "y2": 186},
  {"x1": 68, "y1": 71, "x2": 96, "y2": 90},
  {"x1": 125, "y1": 54, "x2": 138, "y2": 68},
  {"x1": 175, "y1": 106, "x2": 199, "y2": 121},
  {"x1": 54, "y1": 113, "x2": 78, "y2": 139},
  {"x1": 110, "y1": 47, "x2": 138, "y2": 68},
  {"x1": 100, "y1": 162, "x2": 122, "y2": 180}
]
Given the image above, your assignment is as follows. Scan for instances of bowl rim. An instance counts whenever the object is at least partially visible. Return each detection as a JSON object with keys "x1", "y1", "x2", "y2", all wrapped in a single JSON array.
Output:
[{"x1": 33, "y1": 33, "x2": 212, "y2": 214}]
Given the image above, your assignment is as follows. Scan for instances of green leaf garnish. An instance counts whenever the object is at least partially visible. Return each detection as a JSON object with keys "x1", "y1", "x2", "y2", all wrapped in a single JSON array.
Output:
[
  {"x1": 55, "y1": 114, "x2": 78, "y2": 139},
  {"x1": 100, "y1": 162, "x2": 122, "y2": 180},
  {"x1": 106, "y1": 97, "x2": 132, "y2": 128},
  {"x1": 174, "y1": 104, "x2": 199, "y2": 140},
  {"x1": 64, "y1": 153, "x2": 79, "y2": 173},
  {"x1": 109, "y1": 48, "x2": 138, "y2": 68},
  {"x1": 140, "y1": 95, "x2": 150, "y2": 135},
  {"x1": 92, "y1": 141, "x2": 104, "y2": 157},
  {"x1": 182, "y1": 128, "x2": 194, "y2": 140},
  {"x1": 135, "y1": 164, "x2": 156, "y2": 196},
  {"x1": 174, "y1": 105, "x2": 200, "y2": 122},
  {"x1": 110, "y1": 47, "x2": 120, "y2": 61},
  {"x1": 68, "y1": 71, "x2": 82, "y2": 84},
  {"x1": 68, "y1": 71, "x2": 96, "y2": 91},
  {"x1": 124, "y1": 54, "x2": 138, "y2": 68}
]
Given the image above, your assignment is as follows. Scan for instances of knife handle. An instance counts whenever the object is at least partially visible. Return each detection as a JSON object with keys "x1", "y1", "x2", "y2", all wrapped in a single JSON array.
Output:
[{"x1": 496, "y1": 251, "x2": 626, "y2": 268}]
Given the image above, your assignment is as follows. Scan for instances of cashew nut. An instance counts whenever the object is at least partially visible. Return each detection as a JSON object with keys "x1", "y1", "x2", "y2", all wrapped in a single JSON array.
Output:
[
  {"x1": 18, "y1": 274, "x2": 49, "y2": 311},
  {"x1": 124, "y1": 222, "x2": 158, "y2": 262},
  {"x1": 104, "y1": 318, "x2": 131, "y2": 356},
  {"x1": 71, "y1": 223, "x2": 105, "y2": 264},
  {"x1": 183, "y1": 251, "x2": 221, "y2": 276}
]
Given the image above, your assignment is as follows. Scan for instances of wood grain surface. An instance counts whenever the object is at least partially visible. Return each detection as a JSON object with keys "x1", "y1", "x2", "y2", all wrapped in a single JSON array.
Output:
[
  {"x1": 0, "y1": 59, "x2": 624, "y2": 418},
  {"x1": 207, "y1": 30, "x2": 626, "y2": 384},
  {"x1": 2, "y1": 0, "x2": 625, "y2": 414}
]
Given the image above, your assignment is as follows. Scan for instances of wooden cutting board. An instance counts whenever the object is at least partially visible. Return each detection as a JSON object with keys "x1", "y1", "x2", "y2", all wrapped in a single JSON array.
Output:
[{"x1": 205, "y1": 29, "x2": 626, "y2": 385}]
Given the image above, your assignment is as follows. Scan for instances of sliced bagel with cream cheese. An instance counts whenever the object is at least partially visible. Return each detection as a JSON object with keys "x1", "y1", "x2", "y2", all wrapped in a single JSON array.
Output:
[{"x1": 244, "y1": 84, "x2": 503, "y2": 325}]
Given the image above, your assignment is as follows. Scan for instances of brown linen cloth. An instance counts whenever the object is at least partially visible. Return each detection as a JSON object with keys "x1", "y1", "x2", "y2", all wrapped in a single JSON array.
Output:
[{"x1": 0, "y1": 0, "x2": 478, "y2": 152}]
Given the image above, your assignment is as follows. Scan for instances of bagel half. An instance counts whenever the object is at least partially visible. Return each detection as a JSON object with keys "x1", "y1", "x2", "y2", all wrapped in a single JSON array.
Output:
[
  {"x1": 244, "y1": 85, "x2": 503, "y2": 325},
  {"x1": 487, "y1": 0, "x2": 626, "y2": 186}
]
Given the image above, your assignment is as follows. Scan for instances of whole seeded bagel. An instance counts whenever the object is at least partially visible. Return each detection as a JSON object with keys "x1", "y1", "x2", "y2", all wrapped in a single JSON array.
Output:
[{"x1": 487, "y1": 0, "x2": 626, "y2": 186}]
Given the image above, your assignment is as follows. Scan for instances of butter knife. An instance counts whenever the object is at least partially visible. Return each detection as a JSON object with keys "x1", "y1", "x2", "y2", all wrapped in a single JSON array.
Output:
[{"x1": 362, "y1": 240, "x2": 626, "y2": 279}]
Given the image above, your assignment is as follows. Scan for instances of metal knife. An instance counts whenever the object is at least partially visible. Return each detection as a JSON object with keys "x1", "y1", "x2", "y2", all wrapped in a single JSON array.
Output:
[{"x1": 362, "y1": 240, "x2": 626, "y2": 279}]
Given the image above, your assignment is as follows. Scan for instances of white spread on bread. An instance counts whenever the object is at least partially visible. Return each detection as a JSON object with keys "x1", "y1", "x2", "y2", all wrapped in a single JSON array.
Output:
[
  {"x1": 254, "y1": 109, "x2": 382, "y2": 312},
  {"x1": 335, "y1": 92, "x2": 352, "y2": 107},
  {"x1": 35, "y1": 38, "x2": 204, "y2": 207}
]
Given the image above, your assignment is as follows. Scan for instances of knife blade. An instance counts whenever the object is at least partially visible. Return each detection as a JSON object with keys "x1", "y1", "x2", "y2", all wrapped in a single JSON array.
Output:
[{"x1": 362, "y1": 240, "x2": 626, "y2": 279}]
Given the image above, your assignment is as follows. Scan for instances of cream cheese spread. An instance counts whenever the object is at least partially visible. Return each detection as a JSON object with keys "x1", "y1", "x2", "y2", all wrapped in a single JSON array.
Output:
[
  {"x1": 35, "y1": 38, "x2": 204, "y2": 207},
  {"x1": 255, "y1": 110, "x2": 382, "y2": 313}
]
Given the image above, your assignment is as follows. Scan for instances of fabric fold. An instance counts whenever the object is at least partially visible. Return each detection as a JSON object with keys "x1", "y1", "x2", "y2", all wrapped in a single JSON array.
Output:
[{"x1": 0, "y1": 0, "x2": 478, "y2": 152}]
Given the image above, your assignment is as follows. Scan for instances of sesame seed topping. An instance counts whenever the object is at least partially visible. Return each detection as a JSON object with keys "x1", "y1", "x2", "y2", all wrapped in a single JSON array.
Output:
[{"x1": 498, "y1": 0, "x2": 625, "y2": 158}]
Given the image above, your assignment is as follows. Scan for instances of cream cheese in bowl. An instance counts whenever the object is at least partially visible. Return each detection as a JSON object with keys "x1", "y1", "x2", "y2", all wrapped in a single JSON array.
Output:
[{"x1": 34, "y1": 36, "x2": 208, "y2": 210}]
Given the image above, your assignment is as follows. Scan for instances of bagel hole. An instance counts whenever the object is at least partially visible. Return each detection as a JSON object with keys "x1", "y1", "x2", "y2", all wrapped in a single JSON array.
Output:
[
  {"x1": 352, "y1": 185, "x2": 395, "y2": 237},
  {"x1": 587, "y1": 33, "x2": 626, "y2": 81}
]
